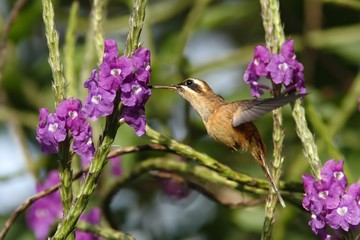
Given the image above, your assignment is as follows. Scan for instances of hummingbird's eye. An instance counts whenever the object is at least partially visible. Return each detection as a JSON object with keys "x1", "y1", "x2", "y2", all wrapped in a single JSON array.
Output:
[{"x1": 185, "y1": 79, "x2": 193, "y2": 86}]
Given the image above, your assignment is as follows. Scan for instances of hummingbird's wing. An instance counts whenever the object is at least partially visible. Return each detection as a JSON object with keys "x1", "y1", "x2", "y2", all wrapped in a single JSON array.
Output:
[{"x1": 232, "y1": 94, "x2": 305, "y2": 127}]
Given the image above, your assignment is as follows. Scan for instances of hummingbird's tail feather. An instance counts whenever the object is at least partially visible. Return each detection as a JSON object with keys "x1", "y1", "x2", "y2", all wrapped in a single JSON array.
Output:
[
  {"x1": 260, "y1": 164, "x2": 286, "y2": 208},
  {"x1": 250, "y1": 136, "x2": 286, "y2": 208}
]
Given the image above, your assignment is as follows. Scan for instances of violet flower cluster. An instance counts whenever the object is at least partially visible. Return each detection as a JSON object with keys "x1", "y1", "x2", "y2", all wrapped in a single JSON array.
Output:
[
  {"x1": 159, "y1": 178, "x2": 190, "y2": 199},
  {"x1": 36, "y1": 98, "x2": 95, "y2": 165},
  {"x1": 302, "y1": 159, "x2": 360, "y2": 239},
  {"x1": 244, "y1": 39, "x2": 306, "y2": 98},
  {"x1": 84, "y1": 40, "x2": 151, "y2": 136},
  {"x1": 36, "y1": 39, "x2": 152, "y2": 163},
  {"x1": 26, "y1": 170, "x2": 101, "y2": 240}
]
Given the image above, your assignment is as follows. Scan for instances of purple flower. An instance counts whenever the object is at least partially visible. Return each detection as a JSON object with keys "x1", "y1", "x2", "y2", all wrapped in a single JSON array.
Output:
[
  {"x1": 72, "y1": 123, "x2": 95, "y2": 166},
  {"x1": 38, "y1": 108, "x2": 49, "y2": 128},
  {"x1": 132, "y1": 47, "x2": 151, "y2": 69},
  {"x1": 244, "y1": 45, "x2": 271, "y2": 81},
  {"x1": 56, "y1": 98, "x2": 82, "y2": 122},
  {"x1": 302, "y1": 159, "x2": 360, "y2": 237},
  {"x1": 321, "y1": 159, "x2": 347, "y2": 189},
  {"x1": 244, "y1": 45, "x2": 272, "y2": 97},
  {"x1": 26, "y1": 171, "x2": 62, "y2": 240},
  {"x1": 346, "y1": 183, "x2": 360, "y2": 208},
  {"x1": 302, "y1": 174, "x2": 316, "y2": 209},
  {"x1": 36, "y1": 40, "x2": 152, "y2": 160},
  {"x1": 120, "y1": 75, "x2": 151, "y2": 107},
  {"x1": 120, "y1": 48, "x2": 152, "y2": 107},
  {"x1": 293, "y1": 70, "x2": 307, "y2": 94},
  {"x1": 317, "y1": 229, "x2": 334, "y2": 240},
  {"x1": 326, "y1": 187, "x2": 360, "y2": 231},
  {"x1": 266, "y1": 54, "x2": 294, "y2": 85},
  {"x1": 131, "y1": 47, "x2": 151, "y2": 83},
  {"x1": 159, "y1": 178, "x2": 190, "y2": 199},
  {"x1": 118, "y1": 47, "x2": 152, "y2": 136},
  {"x1": 83, "y1": 70, "x2": 116, "y2": 121},
  {"x1": 110, "y1": 156, "x2": 122, "y2": 177},
  {"x1": 243, "y1": 39, "x2": 306, "y2": 97},
  {"x1": 314, "y1": 179, "x2": 343, "y2": 210},
  {"x1": 76, "y1": 208, "x2": 101, "y2": 240},
  {"x1": 122, "y1": 106, "x2": 147, "y2": 136},
  {"x1": 302, "y1": 174, "x2": 324, "y2": 214},
  {"x1": 36, "y1": 108, "x2": 67, "y2": 154},
  {"x1": 266, "y1": 39, "x2": 305, "y2": 86},
  {"x1": 98, "y1": 55, "x2": 133, "y2": 91},
  {"x1": 56, "y1": 98, "x2": 87, "y2": 135},
  {"x1": 26, "y1": 171, "x2": 102, "y2": 240},
  {"x1": 309, "y1": 212, "x2": 326, "y2": 235},
  {"x1": 103, "y1": 39, "x2": 118, "y2": 61}
]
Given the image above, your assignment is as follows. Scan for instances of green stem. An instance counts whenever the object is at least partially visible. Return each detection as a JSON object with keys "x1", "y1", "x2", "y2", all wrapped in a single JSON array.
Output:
[
  {"x1": 93, "y1": 0, "x2": 106, "y2": 63},
  {"x1": 146, "y1": 126, "x2": 303, "y2": 194},
  {"x1": 76, "y1": 221, "x2": 135, "y2": 240},
  {"x1": 259, "y1": 0, "x2": 286, "y2": 239},
  {"x1": 124, "y1": 0, "x2": 148, "y2": 57},
  {"x1": 52, "y1": 133, "x2": 115, "y2": 240},
  {"x1": 51, "y1": 0, "x2": 148, "y2": 238},
  {"x1": 292, "y1": 99, "x2": 325, "y2": 179},
  {"x1": 260, "y1": 0, "x2": 284, "y2": 53},
  {"x1": 42, "y1": 1, "x2": 74, "y2": 238},
  {"x1": 42, "y1": 0, "x2": 66, "y2": 105},
  {"x1": 102, "y1": 157, "x2": 304, "y2": 226}
]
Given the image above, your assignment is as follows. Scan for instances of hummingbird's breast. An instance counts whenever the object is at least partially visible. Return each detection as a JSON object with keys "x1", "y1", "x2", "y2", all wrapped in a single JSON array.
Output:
[{"x1": 205, "y1": 104, "x2": 264, "y2": 153}]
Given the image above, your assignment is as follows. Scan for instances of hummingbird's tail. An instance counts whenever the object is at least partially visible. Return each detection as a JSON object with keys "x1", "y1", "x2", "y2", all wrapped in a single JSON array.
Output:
[
  {"x1": 250, "y1": 137, "x2": 286, "y2": 208},
  {"x1": 260, "y1": 163, "x2": 286, "y2": 208}
]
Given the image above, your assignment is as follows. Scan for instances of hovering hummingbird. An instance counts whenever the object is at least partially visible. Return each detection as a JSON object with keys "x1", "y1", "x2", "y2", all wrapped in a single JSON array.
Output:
[{"x1": 150, "y1": 78, "x2": 305, "y2": 207}]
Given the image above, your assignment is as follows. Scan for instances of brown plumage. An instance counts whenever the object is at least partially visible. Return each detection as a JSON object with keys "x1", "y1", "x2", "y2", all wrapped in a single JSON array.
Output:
[{"x1": 151, "y1": 78, "x2": 305, "y2": 208}]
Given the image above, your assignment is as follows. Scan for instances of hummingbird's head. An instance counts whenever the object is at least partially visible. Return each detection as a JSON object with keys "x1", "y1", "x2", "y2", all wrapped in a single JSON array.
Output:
[
  {"x1": 150, "y1": 78, "x2": 214, "y2": 102},
  {"x1": 174, "y1": 78, "x2": 214, "y2": 101},
  {"x1": 150, "y1": 78, "x2": 225, "y2": 122}
]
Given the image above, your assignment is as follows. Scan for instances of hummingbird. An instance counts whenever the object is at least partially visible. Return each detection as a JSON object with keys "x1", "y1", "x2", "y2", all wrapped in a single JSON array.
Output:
[{"x1": 150, "y1": 78, "x2": 305, "y2": 207}]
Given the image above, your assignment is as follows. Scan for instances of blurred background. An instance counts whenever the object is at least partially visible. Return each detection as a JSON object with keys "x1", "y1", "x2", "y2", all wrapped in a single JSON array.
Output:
[{"x1": 0, "y1": 0, "x2": 359, "y2": 239}]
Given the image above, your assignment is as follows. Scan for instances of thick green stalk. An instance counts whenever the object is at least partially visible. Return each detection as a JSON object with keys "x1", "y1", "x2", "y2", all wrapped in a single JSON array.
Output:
[
  {"x1": 76, "y1": 221, "x2": 135, "y2": 240},
  {"x1": 259, "y1": 0, "x2": 286, "y2": 239},
  {"x1": 57, "y1": 140, "x2": 75, "y2": 240},
  {"x1": 42, "y1": 0, "x2": 66, "y2": 105},
  {"x1": 51, "y1": 0, "x2": 148, "y2": 238},
  {"x1": 124, "y1": 0, "x2": 148, "y2": 57},
  {"x1": 102, "y1": 157, "x2": 270, "y2": 220},
  {"x1": 52, "y1": 134, "x2": 114, "y2": 240},
  {"x1": 292, "y1": 100, "x2": 322, "y2": 179},
  {"x1": 260, "y1": 0, "x2": 284, "y2": 53},
  {"x1": 93, "y1": 0, "x2": 106, "y2": 63},
  {"x1": 146, "y1": 126, "x2": 303, "y2": 194},
  {"x1": 42, "y1": 1, "x2": 74, "y2": 239}
]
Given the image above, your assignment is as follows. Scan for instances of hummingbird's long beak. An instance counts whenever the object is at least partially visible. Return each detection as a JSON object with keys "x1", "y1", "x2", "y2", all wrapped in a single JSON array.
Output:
[{"x1": 148, "y1": 84, "x2": 178, "y2": 90}]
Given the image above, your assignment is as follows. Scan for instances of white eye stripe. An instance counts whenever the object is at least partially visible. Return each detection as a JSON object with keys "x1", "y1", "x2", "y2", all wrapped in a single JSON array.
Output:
[
  {"x1": 182, "y1": 79, "x2": 207, "y2": 92},
  {"x1": 179, "y1": 78, "x2": 212, "y2": 95}
]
